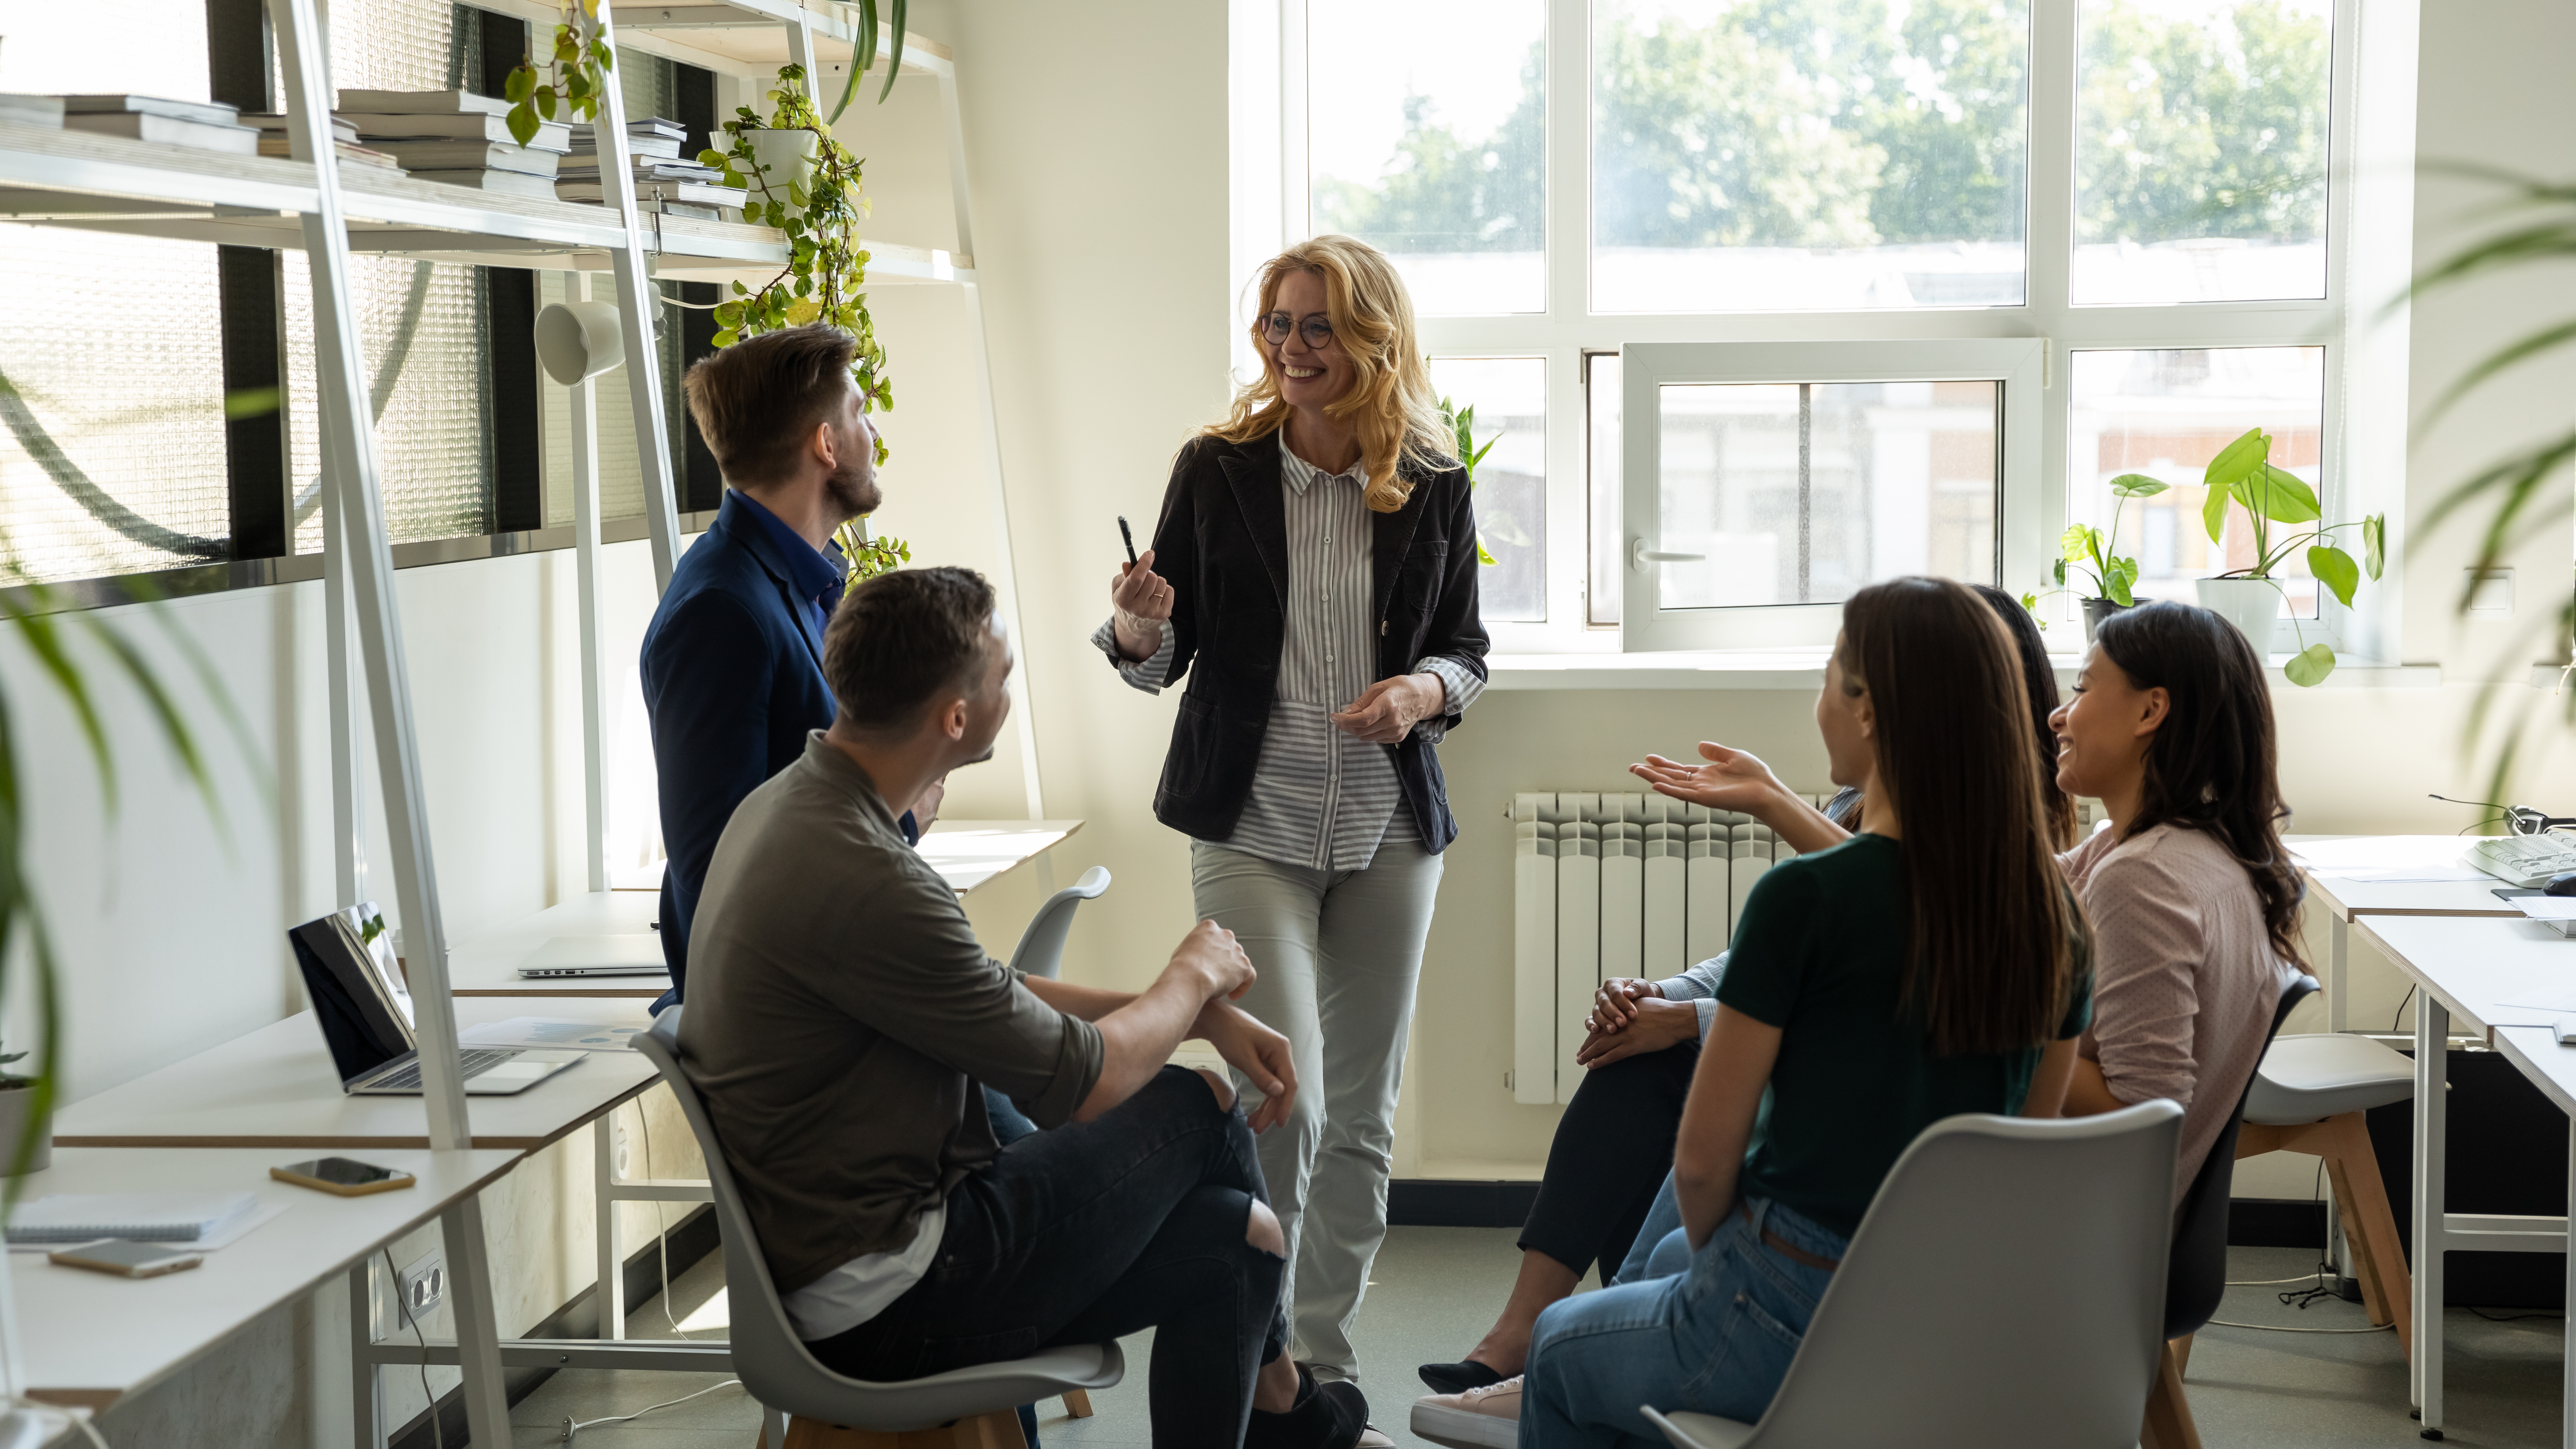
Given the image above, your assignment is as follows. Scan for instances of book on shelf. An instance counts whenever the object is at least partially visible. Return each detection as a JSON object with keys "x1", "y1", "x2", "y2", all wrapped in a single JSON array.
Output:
[
  {"x1": 0, "y1": 94, "x2": 66, "y2": 128},
  {"x1": 333, "y1": 88, "x2": 511, "y2": 117},
  {"x1": 640, "y1": 201, "x2": 732, "y2": 221},
  {"x1": 569, "y1": 116, "x2": 687, "y2": 145},
  {"x1": 59, "y1": 94, "x2": 242, "y2": 127},
  {"x1": 239, "y1": 112, "x2": 360, "y2": 145},
  {"x1": 5, "y1": 1191, "x2": 258, "y2": 1245},
  {"x1": 557, "y1": 178, "x2": 744, "y2": 209},
  {"x1": 367, "y1": 139, "x2": 558, "y2": 177},
  {"x1": 566, "y1": 135, "x2": 685, "y2": 163},
  {"x1": 556, "y1": 159, "x2": 723, "y2": 184},
  {"x1": 408, "y1": 168, "x2": 561, "y2": 201},
  {"x1": 336, "y1": 111, "x2": 569, "y2": 150},
  {"x1": 255, "y1": 135, "x2": 403, "y2": 169},
  {"x1": 62, "y1": 111, "x2": 260, "y2": 155}
]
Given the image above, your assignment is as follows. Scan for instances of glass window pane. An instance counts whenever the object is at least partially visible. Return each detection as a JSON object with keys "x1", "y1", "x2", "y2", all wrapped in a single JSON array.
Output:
[
  {"x1": 1588, "y1": 352, "x2": 1624, "y2": 625},
  {"x1": 1309, "y1": 0, "x2": 1546, "y2": 315},
  {"x1": 1428, "y1": 357, "x2": 1546, "y2": 621},
  {"x1": 1591, "y1": 0, "x2": 2030, "y2": 314},
  {"x1": 2073, "y1": 0, "x2": 2333, "y2": 305},
  {"x1": 2068, "y1": 347, "x2": 2327, "y2": 617},
  {"x1": 1655, "y1": 380, "x2": 1998, "y2": 609}
]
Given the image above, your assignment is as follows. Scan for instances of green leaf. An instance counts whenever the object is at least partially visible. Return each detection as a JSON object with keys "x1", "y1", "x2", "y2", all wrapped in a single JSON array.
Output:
[
  {"x1": 2109, "y1": 473, "x2": 2170, "y2": 499},
  {"x1": 877, "y1": 0, "x2": 908, "y2": 105},
  {"x1": 1476, "y1": 540, "x2": 1499, "y2": 566},
  {"x1": 832, "y1": 0, "x2": 877, "y2": 124},
  {"x1": 2059, "y1": 523, "x2": 2095, "y2": 566},
  {"x1": 2202, "y1": 469, "x2": 2235, "y2": 543},
  {"x1": 222, "y1": 386, "x2": 281, "y2": 420},
  {"x1": 711, "y1": 329, "x2": 737, "y2": 346},
  {"x1": 2309, "y1": 544, "x2": 2361, "y2": 607},
  {"x1": 2284, "y1": 643, "x2": 2338, "y2": 687},
  {"x1": 505, "y1": 101, "x2": 540, "y2": 148},
  {"x1": 504, "y1": 64, "x2": 536, "y2": 104},
  {"x1": 2363, "y1": 513, "x2": 2385, "y2": 579},
  {"x1": 2052, "y1": 558, "x2": 2067, "y2": 586},
  {"x1": 2248, "y1": 464, "x2": 2321, "y2": 523},
  {"x1": 2020, "y1": 591, "x2": 2040, "y2": 610},
  {"x1": 534, "y1": 86, "x2": 558, "y2": 122},
  {"x1": 2203, "y1": 426, "x2": 2271, "y2": 492},
  {"x1": 699, "y1": 148, "x2": 728, "y2": 167}
]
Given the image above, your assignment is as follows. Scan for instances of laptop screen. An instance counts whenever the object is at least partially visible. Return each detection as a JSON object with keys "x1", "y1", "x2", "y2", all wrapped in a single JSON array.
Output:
[{"x1": 289, "y1": 906, "x2": 418, "y2": 1087}]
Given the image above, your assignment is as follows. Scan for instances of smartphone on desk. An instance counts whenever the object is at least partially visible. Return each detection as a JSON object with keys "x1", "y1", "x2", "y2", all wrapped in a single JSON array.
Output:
[
  {"x1": 50, "y1": 1239, "x2": 204, "y2": 1278},
  {"x1": 271, "y1": 1156, "x2": 416, "y2": 1197}
]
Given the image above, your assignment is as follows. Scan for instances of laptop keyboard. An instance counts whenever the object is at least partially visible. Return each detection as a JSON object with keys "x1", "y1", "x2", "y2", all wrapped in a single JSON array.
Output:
[{"x1": 368, "y1": 1048, "x2": 520, "y2": 1091}]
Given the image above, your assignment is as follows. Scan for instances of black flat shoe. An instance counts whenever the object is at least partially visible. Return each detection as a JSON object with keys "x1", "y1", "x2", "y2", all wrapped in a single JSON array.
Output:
[
  {"x1": 1417, "y1": 1359, "x2": 1509, "y2": 1395},
  {"x1": 1245, "y1": 1364, "x2": 1370, "y2": 1449}
]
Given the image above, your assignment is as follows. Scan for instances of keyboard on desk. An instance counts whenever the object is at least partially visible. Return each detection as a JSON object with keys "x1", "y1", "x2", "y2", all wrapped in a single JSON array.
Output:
[
  {"x1": 2468, "y1": 834, "x2": 2576, "y2": 888},
  {"x1": 365, "y1": 1048, "x2": 520, "y2": 1092}
]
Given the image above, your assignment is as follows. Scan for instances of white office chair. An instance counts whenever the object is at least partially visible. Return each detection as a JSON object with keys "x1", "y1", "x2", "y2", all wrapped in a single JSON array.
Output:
[
  {"x1": 1005, "y1": 866, "x2": 1110, "y2": 980},
  {"x1": 1643, "y1": 1100, "x2": 2184, "y2": 1449},
  {"x1": 2237, "y1": 1032, "x2": 2418, "y2": 1363},
  {"x1": 635, "y1": 1009, "x2": 1123, "y2": 1449}
]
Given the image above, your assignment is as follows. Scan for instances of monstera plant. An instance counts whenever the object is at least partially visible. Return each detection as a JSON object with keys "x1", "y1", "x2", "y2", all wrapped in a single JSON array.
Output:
[{"x1": 2191, "y1": 426, "x2": 2386, "y2": 686}]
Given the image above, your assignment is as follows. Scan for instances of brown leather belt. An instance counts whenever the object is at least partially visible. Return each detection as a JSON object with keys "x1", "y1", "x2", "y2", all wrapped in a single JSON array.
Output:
[{"x1": 1739, "y1": 1202, "x2": 1841, "y2": 1271}]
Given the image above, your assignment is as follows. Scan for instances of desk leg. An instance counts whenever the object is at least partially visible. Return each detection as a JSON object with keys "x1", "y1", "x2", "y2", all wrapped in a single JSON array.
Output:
[
  {"x1": 439, "y1": 1197, "x2": 515, "y2": 1447},
  {"x1": 349, "y1": 1263, "x2": 377, "y2": 1449},
  {"x1": 2415, "y1": 996, "x2": 2446, "y2": 1436},
  {"x1": 2330, "y1": 913, "x2": 2351, "y2": 1035},
  {"x1": 598, "y1": 1107, "x2": 625, "y2": 1340},
  {"x1": 2565, "y1": 1118, "x2": 2575, "y2": 1449}
]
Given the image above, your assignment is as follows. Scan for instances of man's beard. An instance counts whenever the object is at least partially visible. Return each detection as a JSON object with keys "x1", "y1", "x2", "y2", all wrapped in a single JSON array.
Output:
[{"x1": 825, "y1": 437, "x2": 881, "y2": 520}]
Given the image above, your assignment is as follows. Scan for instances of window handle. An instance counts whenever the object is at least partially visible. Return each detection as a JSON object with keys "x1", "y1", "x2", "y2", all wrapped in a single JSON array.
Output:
[{"x1": 1630, "y1": 537, "x2": 1707, "y2": 573}]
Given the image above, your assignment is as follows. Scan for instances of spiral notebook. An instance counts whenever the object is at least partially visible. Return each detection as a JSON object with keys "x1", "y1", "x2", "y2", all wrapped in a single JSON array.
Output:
[{"x1": 5, "y1": 1191, "x2": 258, "y2": 1245}]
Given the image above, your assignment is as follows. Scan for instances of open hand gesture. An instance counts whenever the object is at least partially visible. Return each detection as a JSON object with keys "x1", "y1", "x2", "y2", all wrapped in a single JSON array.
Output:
[{"x1": 1629, "y1": 742, "x2": 1790, "y2": 816}]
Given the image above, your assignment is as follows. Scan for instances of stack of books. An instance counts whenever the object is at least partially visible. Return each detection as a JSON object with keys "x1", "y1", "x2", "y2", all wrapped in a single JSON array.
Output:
[
  {"x1": 558, "y1": 117, "x2": 742, "y2": 220},
  {"x1": 237, "y1": 112, "x2": 403, "y2": 170},
  {"x1": 58, "y1": 95, "x2": 260, "y2": 154},
  {"x1": 0, "y1": 94, "x2": 64, "y2": 128},
  {"x1": 333, "y1": 89, "x2": 571, "y2": 201}
]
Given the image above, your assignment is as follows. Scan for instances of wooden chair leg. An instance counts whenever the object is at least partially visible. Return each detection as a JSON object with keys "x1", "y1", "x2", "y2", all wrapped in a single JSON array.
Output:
[
  {"x1": 2171, "y1": 1332, "x2": 2193, "y2": 1378},
  {"x1": 1060, "y1": 1389, "x2": 1095, "y2": 1418},
  {"x1": 779, "y1": 1411, "x2": 1029, "y2": 1449},
  {"x1": 2139, "y1": 1339, "x2": 2204, "y2": 1449},
  {"x1": 2320, "y1": 1111, "x2": 2414, "y2": 1365}
]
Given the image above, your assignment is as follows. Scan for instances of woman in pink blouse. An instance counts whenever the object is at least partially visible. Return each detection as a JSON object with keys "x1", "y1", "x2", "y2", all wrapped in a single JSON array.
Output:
[{"x1": 2048, "y1": 600, "x2": 2306, "y2": 1198}]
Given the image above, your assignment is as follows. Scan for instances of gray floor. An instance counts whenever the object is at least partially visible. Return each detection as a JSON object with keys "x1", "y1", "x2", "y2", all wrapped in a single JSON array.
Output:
[{"x1": 508, "y1": 1233, "x2": 2565, "y2": 1447}]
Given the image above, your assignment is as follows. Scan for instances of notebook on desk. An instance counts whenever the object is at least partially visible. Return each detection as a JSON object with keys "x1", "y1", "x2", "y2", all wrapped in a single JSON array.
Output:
[
  {"x1": 290, "y1": 907, "x2": 582, "y2": 1095},
  {"x1": 514, "y1": 933, "x2": 668, "y2": 980}
]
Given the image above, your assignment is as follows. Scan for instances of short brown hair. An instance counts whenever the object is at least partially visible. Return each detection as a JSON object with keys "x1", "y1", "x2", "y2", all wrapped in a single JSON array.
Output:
[
  {"x1": 825, "y1": 566, "x2": 999, "y2": 735},
  {"x1": 681, "y1": 325, "x2": 857, "y2": 487}
]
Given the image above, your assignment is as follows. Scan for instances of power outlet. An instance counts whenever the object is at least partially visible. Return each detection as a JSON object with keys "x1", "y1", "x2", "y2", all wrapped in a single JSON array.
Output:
[
  {"x1": 614, "y1": 1117, "x2": 632, "y2": 1179},
  {"x1": 397, "y1": 1251, "x2": 444, "y2": 1327}
]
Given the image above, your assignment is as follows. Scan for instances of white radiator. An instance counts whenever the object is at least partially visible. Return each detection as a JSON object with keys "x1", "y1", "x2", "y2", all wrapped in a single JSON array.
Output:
[{"x1": 1510, "y1": 791, "x2": 1824, "y2": 1106}]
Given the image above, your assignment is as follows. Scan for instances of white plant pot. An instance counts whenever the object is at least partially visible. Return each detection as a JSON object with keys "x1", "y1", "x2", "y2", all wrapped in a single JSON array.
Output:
[
  {"x1": 2194, "y1": 577, "x2": 2283, "y2": 647},
  {"x1": 0, "y1": 1082, "x2": 48, "y2": 1176},
  {"x1": 744, "y1": 128, "x2": 819, "y2": 195}
]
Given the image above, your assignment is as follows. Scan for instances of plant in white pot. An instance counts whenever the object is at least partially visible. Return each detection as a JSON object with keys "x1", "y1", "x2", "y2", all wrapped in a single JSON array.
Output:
[{"x1": 2191, "y1": 426, "x2": 2386, "y2": 685}]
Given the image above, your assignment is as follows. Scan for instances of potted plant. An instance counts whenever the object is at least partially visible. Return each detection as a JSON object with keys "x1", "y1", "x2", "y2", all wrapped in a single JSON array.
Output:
[
  {"x1": 2191, "y1": 426, "x2": 2386, "y2": 685},
  {"x1": 1437, "y1": 395, "x2": 1502, "y2": 566},
  {"x1": 502, "y1": 3, "x2": 614, "y2": 148},
  {"x1": 2022, "y1": 473, "x2": 2165, "y2": 640}
]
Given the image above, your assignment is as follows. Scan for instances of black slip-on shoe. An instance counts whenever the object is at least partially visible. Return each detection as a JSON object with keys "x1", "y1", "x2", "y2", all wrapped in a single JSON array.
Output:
[
  {"x1": 1416, "y1": 1359, "x2": 1510, "y2": 1395},
  {"x1": 1244, "y1": 1364, "x2": 1369, "y2": 1449}
]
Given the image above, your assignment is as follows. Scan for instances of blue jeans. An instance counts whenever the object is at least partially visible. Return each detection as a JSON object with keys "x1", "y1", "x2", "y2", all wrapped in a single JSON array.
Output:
[
  {"x1": 1522, "y1": 1197, "x2": 1844, "y2": 1448},
  {"x1": 1612, "y1": 1171, "x2": 1688, "y2": 1285},
  {"x1": 984, "y1": 1086, "x2": 1041, "y2": 1446}
]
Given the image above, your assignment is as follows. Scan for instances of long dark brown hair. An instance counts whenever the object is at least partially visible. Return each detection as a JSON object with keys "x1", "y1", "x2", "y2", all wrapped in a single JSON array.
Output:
[
  {"x1": 1971, "y1": 584, "x2": 2079, "y2": 850},
  {"x1": 2092, "y1": 601, "x2": 2306, "y2": 966},
  {"x1": 1843, "y1": 578, "x2": 2079, "y2": 1056}
]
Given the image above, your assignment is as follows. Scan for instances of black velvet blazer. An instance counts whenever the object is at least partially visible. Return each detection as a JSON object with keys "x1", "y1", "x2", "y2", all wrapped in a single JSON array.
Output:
[{"x1": 1137, "y1": 431, "x2": 1490, "y2": 853}]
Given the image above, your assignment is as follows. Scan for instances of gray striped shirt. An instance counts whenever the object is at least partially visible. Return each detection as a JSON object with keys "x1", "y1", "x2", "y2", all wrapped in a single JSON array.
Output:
[{"x1": 1095, "y1": 434, "x2": 1485, "y2": 870}]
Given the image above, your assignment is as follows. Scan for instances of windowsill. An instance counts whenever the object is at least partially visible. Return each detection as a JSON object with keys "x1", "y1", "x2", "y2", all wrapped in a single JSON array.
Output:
[{"x1": 1486, "y1": 650, "x2": 2442, "y2": 691}]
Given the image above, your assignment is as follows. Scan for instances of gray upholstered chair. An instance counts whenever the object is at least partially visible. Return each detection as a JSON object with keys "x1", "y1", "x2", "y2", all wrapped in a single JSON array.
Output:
[
  {"x1": 1004, "y1": 866, "x2": 1110, "y2": 980},
  {"x1": 635, "y1": 1008, "x2": 1122, "y2": 1449},
  {"x1": 2236, "y1": 1031, "x2": 2417, "y2": 1363},
  {"x1": 1644, "y1": 1100, "x2": 2185, "y2": 1449}
]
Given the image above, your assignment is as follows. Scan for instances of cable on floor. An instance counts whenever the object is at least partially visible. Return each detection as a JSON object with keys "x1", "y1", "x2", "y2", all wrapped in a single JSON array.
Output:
[
  {"x1": 2206, "y1": 1319, "x2": 2396, "y2": 1334},
  {"x1": 559, "y1": 1377, "x2": 744, "y2": 1445}
]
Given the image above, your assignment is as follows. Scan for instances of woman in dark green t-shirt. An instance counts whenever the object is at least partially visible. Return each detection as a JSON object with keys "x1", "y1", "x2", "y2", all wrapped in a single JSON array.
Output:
[{"x1": 1516, "y1": 577, "x2": 2093, "y2": 1447}]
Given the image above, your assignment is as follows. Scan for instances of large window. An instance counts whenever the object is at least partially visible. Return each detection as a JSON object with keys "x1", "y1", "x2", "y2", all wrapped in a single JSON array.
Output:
[{"x1": 1293, "y1": 0, "x2": 2360, "y2": 656}]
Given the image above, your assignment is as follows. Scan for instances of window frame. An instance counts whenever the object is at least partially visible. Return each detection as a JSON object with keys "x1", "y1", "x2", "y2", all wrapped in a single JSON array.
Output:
[{"x1": 1276, "y1": 0, "x2": 2384, "y2": 661}]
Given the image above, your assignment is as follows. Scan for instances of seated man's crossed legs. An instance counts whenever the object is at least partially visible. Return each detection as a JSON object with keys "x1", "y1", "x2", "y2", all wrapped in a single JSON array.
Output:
[{"x1": 810, "y1": 1065, "x2": 1364, "y2": 1449}]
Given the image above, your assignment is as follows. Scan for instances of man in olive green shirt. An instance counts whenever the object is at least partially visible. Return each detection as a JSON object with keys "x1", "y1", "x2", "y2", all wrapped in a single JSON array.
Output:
[{"x1": 679, "y1": 566, "x2": 1376, "y2": 1449}]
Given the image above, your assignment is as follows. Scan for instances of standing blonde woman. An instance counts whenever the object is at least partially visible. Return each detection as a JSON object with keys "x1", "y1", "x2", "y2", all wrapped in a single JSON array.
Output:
[{"x1": 1098, "y1": 235, "x2": 1489, "y2": 1396}]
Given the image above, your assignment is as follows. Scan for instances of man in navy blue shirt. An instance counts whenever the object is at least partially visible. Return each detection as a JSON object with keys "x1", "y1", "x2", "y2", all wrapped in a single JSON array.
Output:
[{"x1": 642, "y1": 324, "x2": 932, "y2": 1010}]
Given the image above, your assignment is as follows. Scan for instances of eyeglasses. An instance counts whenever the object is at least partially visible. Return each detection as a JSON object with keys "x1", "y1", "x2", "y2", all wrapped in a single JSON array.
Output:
[{"x1": 1260, "y1": 311, "x2": 1335, "y2": 350}]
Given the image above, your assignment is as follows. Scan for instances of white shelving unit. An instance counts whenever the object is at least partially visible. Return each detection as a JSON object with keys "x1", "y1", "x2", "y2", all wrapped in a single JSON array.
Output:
[{"x1": 0, "y1": 0, "x2": 1037, "y2": 1440}]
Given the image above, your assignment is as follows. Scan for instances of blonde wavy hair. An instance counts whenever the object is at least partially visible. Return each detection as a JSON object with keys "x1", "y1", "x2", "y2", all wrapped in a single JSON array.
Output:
[{"x1": 1205, "y1": 235, "x2": 1455, "y2": 513}]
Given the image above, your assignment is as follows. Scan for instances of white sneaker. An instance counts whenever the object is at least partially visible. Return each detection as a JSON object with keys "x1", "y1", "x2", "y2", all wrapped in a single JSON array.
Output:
[{"x1": 1410, "y1": 1375, "x2": 1522, "y2": 1449}]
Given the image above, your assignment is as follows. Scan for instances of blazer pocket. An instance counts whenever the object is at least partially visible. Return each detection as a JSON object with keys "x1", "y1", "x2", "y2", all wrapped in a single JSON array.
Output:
[
  {"x1": 1401, "y1": 539, "x2": 1452, "y2": 609},
  {"x1": 1160, "y1": 692, "x2": 1217, "y2": 799}
]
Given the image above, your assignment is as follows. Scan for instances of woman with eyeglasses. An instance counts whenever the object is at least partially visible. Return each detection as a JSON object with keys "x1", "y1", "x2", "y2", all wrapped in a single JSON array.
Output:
[{"x1": 1097, "y1": 234, "x2": 1489, "y2": 1410}]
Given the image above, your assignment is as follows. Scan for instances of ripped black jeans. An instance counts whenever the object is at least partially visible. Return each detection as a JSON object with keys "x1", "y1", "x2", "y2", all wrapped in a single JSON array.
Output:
[{"x1": 808, "y1": 1067, "x2": 1289, "y2": 1447}]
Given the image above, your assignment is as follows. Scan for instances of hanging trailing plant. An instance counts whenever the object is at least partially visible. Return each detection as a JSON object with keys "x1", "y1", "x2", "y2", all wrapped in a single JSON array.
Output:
[
  {"x1": 701, "y1": 64, "x2": 893, "y2": 467},
  {"x1": 832, "y1": 522, "x2": 910, "y2": 586},
  {"x1": 502, "y1": 2, "x2": 613, "y2": 149}
]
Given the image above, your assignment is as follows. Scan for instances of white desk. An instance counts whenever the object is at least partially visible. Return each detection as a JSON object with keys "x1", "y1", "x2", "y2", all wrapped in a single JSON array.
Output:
[
  {"x1": 2291, "y1": 834, "x2": 2522, "y2": 1032},
  {"x1": 443, "y1": 819, "x2": 1086, "y2": 997},
  {"x1": 2356, "y1": 913, "x2": 2576, "y2": 1441},
  {"x1": 52, "y1": 996, "x2": 656, "y2": 1151},
  {"x1": 2486, "y1": 1025, "x2": 2576, "y2": 1449},
  {"x1": 15, "y1": 1146, "x2": 517, "y2": 1412}
]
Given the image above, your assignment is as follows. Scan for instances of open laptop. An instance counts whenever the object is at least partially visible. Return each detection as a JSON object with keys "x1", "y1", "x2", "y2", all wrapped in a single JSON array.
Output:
[{"x1": 290, "y1": 905, "x2": 584, "y2": 1096}]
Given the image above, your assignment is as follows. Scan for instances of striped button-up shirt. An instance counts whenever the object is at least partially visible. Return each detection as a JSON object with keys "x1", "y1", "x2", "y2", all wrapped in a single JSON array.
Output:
[{"x1": 1095, "y1": 434, "x2": 1485, "y2": 871}]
